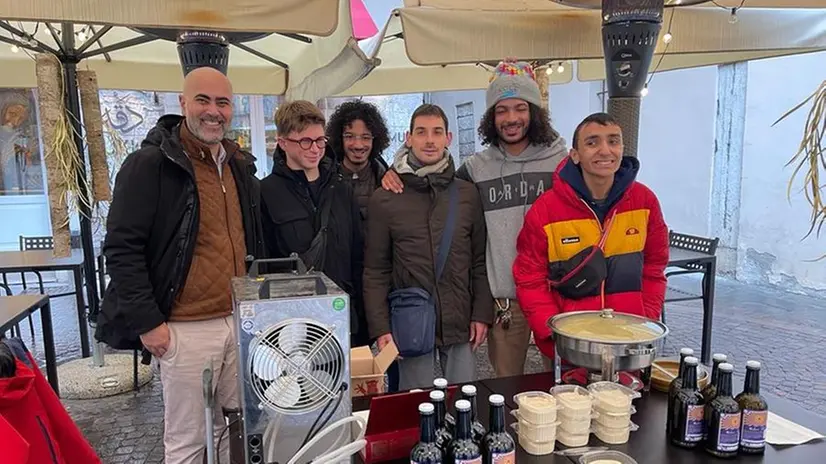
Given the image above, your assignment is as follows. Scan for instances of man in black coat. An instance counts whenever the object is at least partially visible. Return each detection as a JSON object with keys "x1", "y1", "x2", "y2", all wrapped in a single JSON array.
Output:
[
  {"x1": 96, "y1": 67, "x2": 266, "y2": 464},
  {"x1": 260, "y1": 100, "x2": 367, "y2": 347}
]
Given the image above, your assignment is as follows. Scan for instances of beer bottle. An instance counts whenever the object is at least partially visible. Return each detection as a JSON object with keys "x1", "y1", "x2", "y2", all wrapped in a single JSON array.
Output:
[
  {"x1": 461, "y1": 385, "x2": 487, "y2": 444},
  {"x1": 411, "y1": 402, "x2": 444, "y2": 463},
  {"x1": 447, "y1": 400, "x2": 482, "y2": 464},
  {"x1": 667, "y1": 347, "x2": 695, "y2": 436},
  {"x1": 701, "y1": 353, "x2": 728, "y2": 404},
  {"x1": 670, "y1": 356, "x2": 705, "y2": 449},
  {"x1": 700, "y1": 353, "x2": 728, "y2": 441},
  {"x1": 429, "y1": 390, "x2": 453, "y2": 452},
  {"x1": 482, "y1": 394, "x2": 515, "y2": 464},
  {"x1": 704, "y1": 363, "x2": 741, "y2": 458},
  {"x1": 434, "y1": 378, "x2": 455, "y2": 433},
  {"x1": 735, "y1": 360, "x2": 768, "y2": 455}
]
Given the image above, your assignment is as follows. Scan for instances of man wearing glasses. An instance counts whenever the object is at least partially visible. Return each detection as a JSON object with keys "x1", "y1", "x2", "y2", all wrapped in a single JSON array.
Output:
[{"x1": 260, "y1": 100, "x2": 368, "y2": 347}]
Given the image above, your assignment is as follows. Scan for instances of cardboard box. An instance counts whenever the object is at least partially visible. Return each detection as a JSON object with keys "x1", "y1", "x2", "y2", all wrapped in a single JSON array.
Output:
[{"x1": 350, "y1": 341, "x2": 398, "y2": 397}]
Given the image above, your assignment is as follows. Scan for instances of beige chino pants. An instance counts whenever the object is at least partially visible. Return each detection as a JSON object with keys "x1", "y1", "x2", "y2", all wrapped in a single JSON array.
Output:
[{"x1": 158, "y1": 315, "x2": 239, "y2": 464}]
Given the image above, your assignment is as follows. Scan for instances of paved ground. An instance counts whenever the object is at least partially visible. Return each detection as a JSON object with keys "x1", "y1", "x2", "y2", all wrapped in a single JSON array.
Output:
[{"x1": 5, "y1": 275, "x2": 825, "y2": 463}]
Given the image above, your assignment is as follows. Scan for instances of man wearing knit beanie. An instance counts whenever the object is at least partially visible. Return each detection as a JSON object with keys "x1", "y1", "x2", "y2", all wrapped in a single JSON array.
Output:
[{"x1": 381, "y1": 58, "x2": 568, "y2": 377}]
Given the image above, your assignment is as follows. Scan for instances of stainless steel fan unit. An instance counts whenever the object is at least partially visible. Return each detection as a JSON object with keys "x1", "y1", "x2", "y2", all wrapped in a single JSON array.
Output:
[
  {"x1": 231, "y1": 258, "x2": 355, "y2": 464},
  {"x1": 247, "y1": 318, "x2": 345, "y2": 415}
]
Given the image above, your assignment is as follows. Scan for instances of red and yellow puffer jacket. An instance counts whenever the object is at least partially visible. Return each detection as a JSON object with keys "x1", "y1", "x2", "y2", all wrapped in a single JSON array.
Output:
[{"x1": 513, "y1": 156, "x2": 669, "y2": 359}]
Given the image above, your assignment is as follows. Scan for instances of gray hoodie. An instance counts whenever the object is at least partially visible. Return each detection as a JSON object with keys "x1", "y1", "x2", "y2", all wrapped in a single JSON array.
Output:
[{"x1": 456, "y1": 138, "x2": 568, "y2": 299}]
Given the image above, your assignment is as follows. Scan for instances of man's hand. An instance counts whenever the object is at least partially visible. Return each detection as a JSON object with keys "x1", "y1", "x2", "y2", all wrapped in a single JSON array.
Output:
[
  {"x1": 469, "y1": 322, "x2": 489, "y2": 351},
  {"x1": 140, "y1": 323, "x2": 171, "y2": 358},
  {"x1": 381, "y1": 170, "x2": 404, "y2": 194},
  {"x1": 376, "y1": 333, "x2": 394, "y2": 352}
]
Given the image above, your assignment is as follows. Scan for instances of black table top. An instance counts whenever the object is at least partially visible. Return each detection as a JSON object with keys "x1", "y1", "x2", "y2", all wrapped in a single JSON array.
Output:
[
  {"x1": 668, "y1": 247, "x2": 716, "y2": 267},
  {"x1": 353, "y1": 373, "x2": 826, "y2": 463},
  {"x1": 481, "y1": 372, "x2": 826, "y2": 464}
]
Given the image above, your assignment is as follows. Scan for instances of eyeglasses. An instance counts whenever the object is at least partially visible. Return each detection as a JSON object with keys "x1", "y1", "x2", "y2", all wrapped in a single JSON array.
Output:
[
  {"x1": 343, "y1": 134, "x2": 374, "y2": 143},
  {"x1": 284, "y1": 136, "x2": 328, "y2": 150}
]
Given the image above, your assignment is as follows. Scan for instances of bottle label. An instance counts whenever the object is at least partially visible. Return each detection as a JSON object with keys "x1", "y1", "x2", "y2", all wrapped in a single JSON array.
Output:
[
  {"x1": 455, "y1": 458, "x2": 482, "y2": 464},
  {"x1": 741, "y1": 409, "x2": 768, "y2": 447},
  {"x1": 491, "y1": 451, "x2": 516, "y2": 464},
  {"x1": 684, "y1": 404, "x2": 705, "y2": 442},
  {"x1": 716, "y1": 413, "x2": 742, "y2": 452}
]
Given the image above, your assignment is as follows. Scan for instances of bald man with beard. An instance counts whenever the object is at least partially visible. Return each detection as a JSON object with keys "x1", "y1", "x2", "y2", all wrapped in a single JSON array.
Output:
[{"x1": 97, "y1": 66, "x2": 266, "y2": 464}]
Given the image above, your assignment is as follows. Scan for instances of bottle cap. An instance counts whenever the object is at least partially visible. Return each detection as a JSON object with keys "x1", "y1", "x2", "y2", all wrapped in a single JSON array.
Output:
[
  {"x1": 433, "y1": 378, "x2": 448, "y2": 388},
  {"x1": 719, "y1": 363, "x2": 734, "y2": 373},
  {"x1": 489, "y1": 394, "x2": 505, "y2": 406},
  {"x1": 462, "y1": 385, "x2": 477, "y2": 395},
  {"x1": 684, "y1": 356, "x2": 698, "y2": 366},
  {"x1": 419, "y1": 402, "x2": 435, "y2": 414},
  {"x1": 712, "y1": 353, "x2": 727, "y2": 362},
  {"x1": 746, "y1": 360, "x2": 761, "y2": 370},
  {"x1": 680, "y1": 348, "x2": 695, "y2": 356},
  {"x1": 429, "y1": 390, "x2": 445, "y2": 401},
  {"x1": 455, "y1": 399, "x2": 471, "y2": 411}
]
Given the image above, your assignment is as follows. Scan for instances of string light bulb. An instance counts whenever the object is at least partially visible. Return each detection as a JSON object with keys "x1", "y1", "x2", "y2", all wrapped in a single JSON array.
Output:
[
  {"x1": 10, "y1": 44, "x2": 19, "y2": 53},
  {"x1": 76, "y1": 29, "x2": 88, "y2": 42},
  {"x1": 545, "y1": 66, "x2": 554, "y2": 76},
  {"x1": 728, "y1": 8, "x2": 739, "y2": 24},
  {"x1": 662, "y1": 32, "x2": 673, "y2": 44},
  {"x1": 640, "y1": 85, "x2": 649, "y2": 97},
  {"x1": 556, "y1": 62, "x2": 565, "y2": 73}
]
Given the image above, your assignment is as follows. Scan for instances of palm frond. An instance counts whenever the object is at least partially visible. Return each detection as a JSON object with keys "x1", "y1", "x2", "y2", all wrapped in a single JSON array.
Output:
[{"x1": 774, "y1": 80, "x2": 826, "y2": 259}]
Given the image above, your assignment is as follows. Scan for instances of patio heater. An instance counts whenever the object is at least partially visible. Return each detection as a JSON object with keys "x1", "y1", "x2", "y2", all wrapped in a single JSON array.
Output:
[
  {"x1": 556, "y1": 0, "x2": 707, "y2": 157},
  {"x1": 131, "y1": 28, "x2": 280, "y2": 77},
  {"x1": 600, "y1": 0, "x2": 664, "y2": 158},
  {"x1": 176, "y1": 31, "x2": 231, "y2": 75}
]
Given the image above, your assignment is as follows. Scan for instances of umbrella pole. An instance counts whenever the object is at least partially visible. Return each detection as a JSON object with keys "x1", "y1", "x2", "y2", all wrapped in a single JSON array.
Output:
[{"x1": 61, "y1": 22, "x2": 100, "y2": 362}]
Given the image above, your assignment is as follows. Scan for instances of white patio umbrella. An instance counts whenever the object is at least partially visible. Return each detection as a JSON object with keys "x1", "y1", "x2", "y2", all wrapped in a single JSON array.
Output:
[
  {"x1": 394, "y1": 6, "x2": 826, "y2": 68},
  {"x1": 0, "y1": 0, "x2": 341, "y2": 35},
  {"x1": 0, "y1": 0, "x2": 361, "y2": 95}
]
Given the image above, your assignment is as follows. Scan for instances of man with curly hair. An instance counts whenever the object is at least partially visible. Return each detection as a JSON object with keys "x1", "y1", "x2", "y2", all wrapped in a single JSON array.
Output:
[
  {"x1": 326, "y1": 100, "x2": 390, "y2": 236},
  {"x1": 383, "y1": 59, "x2": 568, "y2": 377}
]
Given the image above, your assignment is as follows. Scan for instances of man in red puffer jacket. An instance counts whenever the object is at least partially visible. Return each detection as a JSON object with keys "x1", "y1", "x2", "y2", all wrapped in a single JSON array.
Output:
[{"x1": 513, "y1": 112, "x2": 669, "y2": 361}]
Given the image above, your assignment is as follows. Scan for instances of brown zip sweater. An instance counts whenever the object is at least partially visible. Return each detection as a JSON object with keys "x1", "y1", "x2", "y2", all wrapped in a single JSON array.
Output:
[{"x1": 169, "y1": 121, "x2": 247, "y2": 321}]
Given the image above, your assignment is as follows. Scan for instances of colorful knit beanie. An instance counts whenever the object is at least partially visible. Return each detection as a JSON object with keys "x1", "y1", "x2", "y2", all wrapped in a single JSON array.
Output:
[{"x1": 485, "y1": 60, "x2": 542, "y2": 111}]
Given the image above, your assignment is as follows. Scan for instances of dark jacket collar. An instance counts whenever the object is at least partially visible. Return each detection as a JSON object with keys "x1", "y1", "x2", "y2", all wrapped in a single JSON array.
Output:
[
  {"x1": 143, "y1": 114, "x2": 256, "y2": 173},
  {"x1": 557, "y1": 155, "x2": 640, "y2": 221},
  {"x1": 271, "y1": 145, "x2": 338, "y2": 187}
]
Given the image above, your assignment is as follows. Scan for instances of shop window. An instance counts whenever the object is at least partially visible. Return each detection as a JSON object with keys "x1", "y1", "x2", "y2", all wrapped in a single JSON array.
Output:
[{"x1": 0, "y1": 89, "x2": 44, "y2": 196}]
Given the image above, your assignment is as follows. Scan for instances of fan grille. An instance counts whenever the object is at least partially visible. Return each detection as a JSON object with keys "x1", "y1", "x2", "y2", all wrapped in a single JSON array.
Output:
[{"x1": 247, "y1": 318, "x2": 345, "y2": 415}]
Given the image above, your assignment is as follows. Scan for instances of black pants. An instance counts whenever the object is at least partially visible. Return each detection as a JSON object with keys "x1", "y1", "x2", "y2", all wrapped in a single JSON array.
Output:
[{"x1": 387, "y1": 361, "x2": 400, "y2": 392}]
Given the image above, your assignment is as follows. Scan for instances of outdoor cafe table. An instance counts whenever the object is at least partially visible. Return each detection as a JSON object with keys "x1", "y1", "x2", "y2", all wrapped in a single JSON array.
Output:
[
  {"x1": 481, "y1": 372, "x2": 826, "y2": 463},
  {"x1": 354, "y1": 372, "x2": 826, "y2": 463},
  {"x1": 0, "y1": 294, "x2": 59, "y2": 395},
  {"x1": 0, "y1": 249, "x2": 94, "y2": 357}
]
